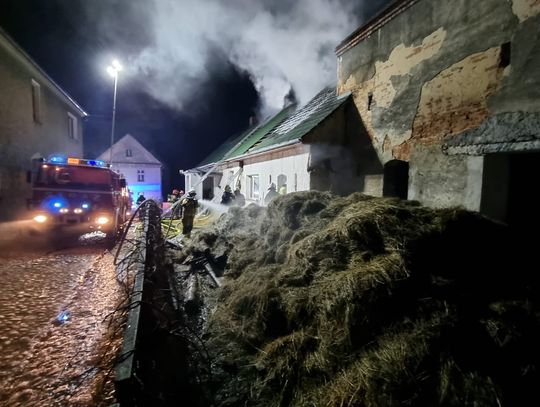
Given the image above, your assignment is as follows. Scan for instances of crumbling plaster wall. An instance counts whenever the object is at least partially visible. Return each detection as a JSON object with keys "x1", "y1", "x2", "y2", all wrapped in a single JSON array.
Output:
[{"x1": 337, "y1": 0, "x2": 540, "y2": 209}]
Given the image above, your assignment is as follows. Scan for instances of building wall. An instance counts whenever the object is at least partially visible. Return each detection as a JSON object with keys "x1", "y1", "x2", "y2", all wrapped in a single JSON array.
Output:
[
  {"x1": 0, "y1": 34, "x2": 84, "y2": 220},
  {"x1": 116, "y1": 163, "x2": 162, "y2": 204},
  {"x1": 209, "y1": 145, "x2": 311, "y2": 206},
  {"x1": 241, "y1": 151, "x2": 310, "y2": 205},
  {"x1": 337, "y1": 0, "x2": 540, "y2": 210},
  {"x1": 305, "y1": 100, "x2": 382, "y2": 195}
]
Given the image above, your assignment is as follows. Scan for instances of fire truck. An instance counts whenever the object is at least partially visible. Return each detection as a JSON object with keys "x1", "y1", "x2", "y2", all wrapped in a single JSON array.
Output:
[{"x1": 28, "y1": 154, "x2": 131, "y2": 238}]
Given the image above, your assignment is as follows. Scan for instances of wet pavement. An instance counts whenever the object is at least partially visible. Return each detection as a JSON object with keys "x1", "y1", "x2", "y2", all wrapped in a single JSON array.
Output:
[{"x1": 0, "y1": 232, "x2": 126, "y2": 406}]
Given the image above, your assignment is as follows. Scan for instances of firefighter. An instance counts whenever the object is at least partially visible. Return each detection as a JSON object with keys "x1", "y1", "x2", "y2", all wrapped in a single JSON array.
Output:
[
  {"x1": 234, "y1": 188, "x2": 246, "y2": 207},
  {"x1": 180, "y1": 189, "x2": 198, "y2": 238},
  {"x1": 264, "y1": 183, "x2": 278, "y2": 205},
  {"x1": 221, "y1": 184, "x2": 235, "y2": 206},
  {"x1": 170, "y1": 189, "x2": 182, "y2": 219},
  {"x1": 136, "y1": 192, "x2": 146, "y2": 221},
  {"x1": 136, "y1": 192, "x2": 146, "y2": 205}
]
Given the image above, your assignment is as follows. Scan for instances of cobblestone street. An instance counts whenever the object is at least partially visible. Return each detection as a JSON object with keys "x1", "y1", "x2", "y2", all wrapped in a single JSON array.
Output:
[{"x1": 0, "y1": 234, "x2": 125, "y2": 406}]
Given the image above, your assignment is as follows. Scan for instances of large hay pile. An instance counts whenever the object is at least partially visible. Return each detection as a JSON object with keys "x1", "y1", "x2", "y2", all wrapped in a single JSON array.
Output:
[{"x1": 186, "y1": 192, "x2": 539, "y2": 407}]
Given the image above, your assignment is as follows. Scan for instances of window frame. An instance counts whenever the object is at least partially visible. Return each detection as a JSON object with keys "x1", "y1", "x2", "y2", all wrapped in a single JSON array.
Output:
[
  {"x1": 247, "y1": 174, "x2": 260, "y2": 200},
  {"x1": 67, "y1": 112, "x2": 78, "y2": 140},
  {"x1": 31, "y1": 79, "x2": 41, "y2": 123},
  {"x1": 137, "y1": 169, "x2": 145, "y2": 182}
]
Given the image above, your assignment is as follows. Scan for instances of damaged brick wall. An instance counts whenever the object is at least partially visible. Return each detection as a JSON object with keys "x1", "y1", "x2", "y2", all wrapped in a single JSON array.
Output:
[{"x1": 337, "y1": 0, "x2": 540, "y2": 208}]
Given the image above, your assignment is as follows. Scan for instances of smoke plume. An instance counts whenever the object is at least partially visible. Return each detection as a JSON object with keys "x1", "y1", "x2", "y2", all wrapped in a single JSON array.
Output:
[{"x1": 117, "y1": 0, "x2": 363, "y2": 114}]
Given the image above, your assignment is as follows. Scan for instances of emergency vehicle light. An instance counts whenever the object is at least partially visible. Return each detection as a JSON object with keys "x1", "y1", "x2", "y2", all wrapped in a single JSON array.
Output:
[
  {"x1": 67, "y1": 157, "x2": 80, "y2": 164},
  {"x1": 48, "y1": 154, "x2": 67, "y2": 164}
]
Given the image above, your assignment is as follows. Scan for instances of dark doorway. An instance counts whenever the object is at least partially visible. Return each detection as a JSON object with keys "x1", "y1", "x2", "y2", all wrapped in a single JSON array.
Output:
[
  {"x1": 383, "y1": 160, "x2": 409, "y2": 199},
  {"x1": 202, "y1": 177, "x2": 214, "y2": 200},
  {"x1": 507, "y1": 152, "x2": 539, "y2": 231},
  {"x1": 481, "y1": 152, "x2": 540, "y2": 231}
]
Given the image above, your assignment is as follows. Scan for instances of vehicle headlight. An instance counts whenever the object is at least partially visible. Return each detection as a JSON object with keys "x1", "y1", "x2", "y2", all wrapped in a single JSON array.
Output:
[
  {"x1": 60, "y1": 208, "x2": 69, "y2": 214},
  {"x1": 34, "y1": 214, "x2": 48, "y2": 223},
  {"x1": 74, "y1": 208, "x2": 83, "y2": 214},
  {"x1": 96, "y1": 216, "x2": 109, "y2": 225}
]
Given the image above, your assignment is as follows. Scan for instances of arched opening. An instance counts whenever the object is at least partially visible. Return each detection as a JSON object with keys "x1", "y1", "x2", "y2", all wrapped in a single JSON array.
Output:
[
  {"x1": 277, "y1": 174, "x2": 287, "y2": 194},
  {"x1": 383, "y1": 160, "x2": 409, "y2": 199}
]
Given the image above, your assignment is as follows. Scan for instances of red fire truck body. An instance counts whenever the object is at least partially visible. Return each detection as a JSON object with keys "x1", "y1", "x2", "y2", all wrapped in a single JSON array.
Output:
[{"x1": 29, "y1": 155, "x2": 130, "y2": 236}]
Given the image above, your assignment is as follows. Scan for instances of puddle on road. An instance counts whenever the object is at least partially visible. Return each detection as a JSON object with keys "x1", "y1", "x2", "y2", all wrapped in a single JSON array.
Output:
[{"x1": 0, "y1": 235, "x2": 127, "y2": 406}]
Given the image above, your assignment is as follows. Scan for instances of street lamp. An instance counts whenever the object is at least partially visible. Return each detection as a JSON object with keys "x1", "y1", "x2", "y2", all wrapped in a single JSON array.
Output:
[{"x1": 106, "y1": 59, "x2": 122, "y2": 167}]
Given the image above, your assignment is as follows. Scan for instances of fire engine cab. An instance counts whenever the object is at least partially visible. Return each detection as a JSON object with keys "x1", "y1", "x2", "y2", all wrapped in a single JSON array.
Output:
[{"x1": 28, "y1": 154, "x2": 130, "y2": 238}]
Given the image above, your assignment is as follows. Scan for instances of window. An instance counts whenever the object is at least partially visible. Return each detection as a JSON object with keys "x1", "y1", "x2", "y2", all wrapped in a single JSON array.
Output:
[
  {"x1": 500, "y1": 42, "x2": 511, "y2": 68},
  {"x1": 247, "y1": 175, "x2": 259, "y2": 199},
  {"x1": 67, "y1": 112, "x2": 78, "y2": 140},
  {"x1": 137, "y1": 169, "x2": 145, "y2": 182},
  {"x1": 31, "y1": 79, "x2": 41, "y2": 123},
  {"x1": 126, "y1": 149, "x2": 133, "y2": 157},
  {"x1": 367, "y1": 92, "x2": 374, "y2": 111}
]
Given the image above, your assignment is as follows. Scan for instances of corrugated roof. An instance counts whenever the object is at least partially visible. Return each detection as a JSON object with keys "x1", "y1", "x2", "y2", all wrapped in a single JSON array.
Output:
[
  {"x1": 197, "y1": 104, "x2": 295, "y2": 167},
  {"x1": 250, "y1": 87, "x2": 350, "y2": 152},
  {"x1": 196, "y1": 87, "x2": 350, "y2": 168}
]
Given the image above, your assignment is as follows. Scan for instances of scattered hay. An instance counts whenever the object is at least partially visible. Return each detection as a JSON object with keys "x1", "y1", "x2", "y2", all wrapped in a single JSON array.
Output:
[{"x1": 182, "y1": 191, "x2": 539, "y2": 406}]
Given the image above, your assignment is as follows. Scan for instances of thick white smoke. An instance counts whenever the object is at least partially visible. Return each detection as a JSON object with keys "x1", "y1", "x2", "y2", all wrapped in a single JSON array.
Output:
[{"x1": 125, "y1": 0, "x2": 360, "y2": 115}]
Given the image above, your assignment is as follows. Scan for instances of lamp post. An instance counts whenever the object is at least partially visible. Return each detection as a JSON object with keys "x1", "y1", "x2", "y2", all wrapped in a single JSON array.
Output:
[{"x1": 106, "y1": 60, "x2": 122, "y2": 167}]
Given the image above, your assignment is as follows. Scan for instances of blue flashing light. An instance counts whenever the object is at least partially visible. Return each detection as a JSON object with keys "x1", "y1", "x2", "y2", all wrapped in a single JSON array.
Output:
[
  {"x1": 96, "y1": 160, "x2": 106, "y2": 167},
  {"x1": 82, "y1": 203, "x2": 90, "y2": 209},
  {"x1": 88, "y1": 160, "x2": 97, "y2": 166},
  {"x1": 41, "y1": 195, "x2": 68, "y2": 213},
  {"x1": 48, "y1": 154, "x2": 67, "y2": 164}
]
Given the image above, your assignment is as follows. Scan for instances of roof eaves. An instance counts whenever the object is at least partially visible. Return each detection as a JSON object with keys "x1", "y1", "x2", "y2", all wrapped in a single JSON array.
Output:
[{"x1": 336, "y1": 0, "x2": 420, "y2": 56}]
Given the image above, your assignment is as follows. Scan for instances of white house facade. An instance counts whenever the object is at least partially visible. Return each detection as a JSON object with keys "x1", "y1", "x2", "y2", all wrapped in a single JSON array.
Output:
[{"x1": 98, "y1": 134, "x2": 162, "y2": 204}]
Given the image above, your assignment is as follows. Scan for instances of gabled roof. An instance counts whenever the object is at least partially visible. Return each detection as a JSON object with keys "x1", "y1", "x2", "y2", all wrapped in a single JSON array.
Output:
[
  {"x1": 196, "y1": 87, "x2": 350, "y2": 169},
  {"x1": 97, "y1": 134, "x2": 162, "y2": 165}
]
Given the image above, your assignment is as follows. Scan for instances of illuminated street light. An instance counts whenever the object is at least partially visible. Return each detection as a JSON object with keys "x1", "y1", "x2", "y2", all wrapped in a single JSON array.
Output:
[{"x1": 106, "y1": 59, "x2": 122, "y2": 167}]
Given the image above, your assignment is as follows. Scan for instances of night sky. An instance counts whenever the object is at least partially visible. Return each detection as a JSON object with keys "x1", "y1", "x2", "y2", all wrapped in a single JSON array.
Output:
[{"x1": 0, "y1": 0, "x2": 389, "y2": 195}]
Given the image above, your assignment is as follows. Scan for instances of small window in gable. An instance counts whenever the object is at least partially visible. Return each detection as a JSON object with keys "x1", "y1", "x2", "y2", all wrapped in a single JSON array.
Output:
[
  {"x1": 126, "y1": 149, "x2": 133, "y2": 157},
  {"x1": 67, "y1": 112, "x2": 78, "y2": 140}
]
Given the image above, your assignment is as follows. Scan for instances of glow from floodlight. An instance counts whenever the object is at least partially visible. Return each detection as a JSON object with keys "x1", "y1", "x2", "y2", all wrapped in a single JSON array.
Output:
[{"x1": 112, "y1": 60, "x2": 122, "y2": 71}]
